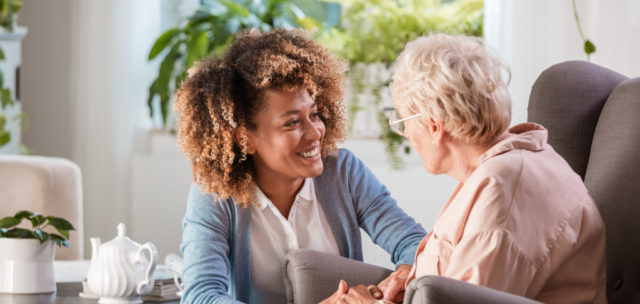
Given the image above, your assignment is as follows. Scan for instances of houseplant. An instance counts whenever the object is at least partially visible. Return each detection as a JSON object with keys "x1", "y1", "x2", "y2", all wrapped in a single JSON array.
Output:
[
  {"x1": 316, "y1": 0, "x2": 483, "y2": 168},
  {"x1": 0, "y1": 210, "x2": 75, "y2": 293},
  {"x1": 147, "y1": 0, "x2": 321, "y2": 129}
]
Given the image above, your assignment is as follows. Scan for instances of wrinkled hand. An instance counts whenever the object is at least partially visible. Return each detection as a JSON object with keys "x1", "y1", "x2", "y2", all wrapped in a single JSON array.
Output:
[
  {"x1": 377, "y1": 264, "x2": 411, "y2": 302},
  {"x1": 319, "y1": 280, "x2": 348, "y2": 304},
  {"x1": 336, "y1": 285, "x2": 378, "y2": 304}
]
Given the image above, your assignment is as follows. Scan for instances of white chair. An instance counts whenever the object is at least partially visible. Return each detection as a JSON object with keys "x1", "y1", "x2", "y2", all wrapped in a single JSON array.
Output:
[{"x1": 0, "y1": 155, "x2": 84, "y2": 260}]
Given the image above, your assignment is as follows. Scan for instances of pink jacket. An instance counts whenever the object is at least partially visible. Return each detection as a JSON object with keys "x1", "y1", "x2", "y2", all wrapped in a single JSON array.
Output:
[{"x1": 407, "y1": 123, "x2": 607, "y2": 303}]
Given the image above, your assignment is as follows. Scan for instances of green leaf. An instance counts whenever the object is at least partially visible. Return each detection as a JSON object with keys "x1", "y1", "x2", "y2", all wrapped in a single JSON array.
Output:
[
  {"x1": 55, "y1": 227, "x2": 70, "y2": 240},
  {"x1": 584, "y1": 40, "x2": 596, "y2": 54},
  {"x1": 297, "y1": 16, "x2": 320, "y2": 30},
  {"x1": 185, "y1": 30, "x2": 209, "y2": 69},
  {"x1": 46, "y1": 216, "x2": 75, "y2": 231},
  {"x1": 49, "y1": 234, "x2": 70, "y2": 248},
  {"x1": 187, "y1": 10, "x2": 216, "y2": 26},
  {"x1": 0, "y1": 130, "x2": 9, "y2": 147},
  {"x1": 1, "y1": 88, "x2": 13, "y2": 108},
  {"x1": 2, "y1": 228, "x2": 34, "y2": 238},
  {"x1": 220, "y1": 0, "x2": 250, "y2": 18},
  {"x1": 0, "y1": 47, "x2": 5, "y2": 60},
  {"x1": 0, "y1": 216, "x2": 20, "y2": 228},
  {"x1": 148, "y1": 28, "x2": 181, "y2": 60},
  {"x1": 14, "y1": 210, "x2": 36, "y2": 220},
  {"x1": 30, "y1": 214, "x2": 46, "y2": 227},
  {"x1": 155, "y1": 45, "x2": 181, "y2": 128}
]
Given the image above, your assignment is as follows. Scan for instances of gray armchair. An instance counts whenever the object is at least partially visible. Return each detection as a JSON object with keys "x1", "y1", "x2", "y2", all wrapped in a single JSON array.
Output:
[{"x1": 283, "y1": 61, "x2": 640, "y2": 303}]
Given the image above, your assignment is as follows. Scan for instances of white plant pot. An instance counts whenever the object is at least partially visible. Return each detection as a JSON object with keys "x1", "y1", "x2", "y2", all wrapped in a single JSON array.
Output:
[{"x1": 0, "y1": 239, "x2": 56, "y2": 294}]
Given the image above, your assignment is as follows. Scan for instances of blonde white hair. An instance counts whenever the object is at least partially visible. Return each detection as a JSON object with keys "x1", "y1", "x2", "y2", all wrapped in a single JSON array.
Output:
[{"x1": 391, "y1": 33, "x2": 511, "y2": 144}]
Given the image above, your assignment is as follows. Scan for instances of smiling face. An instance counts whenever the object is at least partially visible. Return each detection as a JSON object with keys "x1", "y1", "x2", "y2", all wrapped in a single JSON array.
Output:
[{"x1": 246, "y1": 88, "x2": 326, "y2": 186}]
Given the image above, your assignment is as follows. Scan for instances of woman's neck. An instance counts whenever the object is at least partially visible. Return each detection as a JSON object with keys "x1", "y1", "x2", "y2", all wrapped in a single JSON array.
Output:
[
  {"x1": 445, "y1": 132, "x2": 511, "y2": 183},
  {"x1": 254, "y1": 174, "x2": 304, "y2": 218}
]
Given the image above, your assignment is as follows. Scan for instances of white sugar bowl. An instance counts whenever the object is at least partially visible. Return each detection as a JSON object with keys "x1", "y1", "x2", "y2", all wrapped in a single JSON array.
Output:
[{"x1": 87, "y1": 223, "x2": 158, "y2": 304}]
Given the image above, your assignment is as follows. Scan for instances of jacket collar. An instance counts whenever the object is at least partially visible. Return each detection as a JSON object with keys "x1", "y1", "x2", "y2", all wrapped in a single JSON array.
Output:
[{"x1": 478, "y1": 123, "x2": 548, "y2": 164}]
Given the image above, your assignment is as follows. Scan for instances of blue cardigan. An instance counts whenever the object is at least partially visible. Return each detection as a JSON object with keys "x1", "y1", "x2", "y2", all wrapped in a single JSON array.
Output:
[{"x1": 180, "y1": 148, "x2": 427, "y2": 303}]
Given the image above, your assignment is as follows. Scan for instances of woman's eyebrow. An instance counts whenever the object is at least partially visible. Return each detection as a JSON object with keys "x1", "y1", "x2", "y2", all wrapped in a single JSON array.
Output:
[{"x1": 278, "y1": 103, "x2": 317, "y2": 118}]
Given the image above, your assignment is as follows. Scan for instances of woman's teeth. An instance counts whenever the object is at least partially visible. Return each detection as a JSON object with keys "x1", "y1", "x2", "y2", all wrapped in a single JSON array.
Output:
[{"x1": 298, "y1": 147, "x2": 319, "y2": 158}]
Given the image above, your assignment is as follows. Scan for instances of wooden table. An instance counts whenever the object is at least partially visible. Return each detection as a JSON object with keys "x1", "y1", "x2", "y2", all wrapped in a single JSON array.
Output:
[{"x1": 0, "y1": 282, "x2": 181, "y2": 304}]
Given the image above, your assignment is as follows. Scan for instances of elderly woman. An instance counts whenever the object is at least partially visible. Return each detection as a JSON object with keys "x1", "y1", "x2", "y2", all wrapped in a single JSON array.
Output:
[
  {"x1": 329, "y1": 33, "x2": 607, "y2": 304},
  {"x1": 174, "y1": 29, "x2": 426, "y2": 304}
]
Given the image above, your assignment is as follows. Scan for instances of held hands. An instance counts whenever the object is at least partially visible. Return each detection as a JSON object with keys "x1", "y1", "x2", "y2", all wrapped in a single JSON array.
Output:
[
  {"x1": 319, "y1": 280, "x2": 382, "y2": 304},
  {"x1": 376, "y1": 264, "x2": 411, "y2": 302},
  {"x1": 319, "y1": 263, "x2": 412, "y2": 304}
]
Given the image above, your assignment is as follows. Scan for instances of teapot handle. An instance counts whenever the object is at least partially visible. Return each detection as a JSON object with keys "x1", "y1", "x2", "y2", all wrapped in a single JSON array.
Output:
[{"x1": 135, "y1": 242, "x2": 158, "y2": 295}]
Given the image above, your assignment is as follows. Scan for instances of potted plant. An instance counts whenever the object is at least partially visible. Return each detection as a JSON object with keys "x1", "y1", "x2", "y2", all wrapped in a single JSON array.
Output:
[
  {"x1": 316, "y1": 0, "x2": 483, "y2": 168},
  {"x1": 0, "y1": 210, "x2": 75, "y2": 294}
]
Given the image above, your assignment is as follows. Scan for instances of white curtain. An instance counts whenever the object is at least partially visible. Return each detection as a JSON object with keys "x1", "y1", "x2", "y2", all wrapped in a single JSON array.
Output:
[{"x1": 68, "y1": 0, "x2": 161, "y2": 254}]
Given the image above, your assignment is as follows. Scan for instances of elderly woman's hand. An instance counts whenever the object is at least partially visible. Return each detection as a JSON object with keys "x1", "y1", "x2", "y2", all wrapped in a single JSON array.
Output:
[
  {"x1": 319, "y1": 280, "x2": 348, "y2": 304},
  {"x1": 375, "y1": 264, "x2": 411, "y2": 302},
  {"x1": 335, "y1": 285, "x2": 379, "y2": 304}
]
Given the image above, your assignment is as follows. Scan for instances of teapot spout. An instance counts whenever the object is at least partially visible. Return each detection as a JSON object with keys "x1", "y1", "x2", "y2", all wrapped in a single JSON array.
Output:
[{"x1": 90, "y1": 237, "x2": 101, "y2": 262}]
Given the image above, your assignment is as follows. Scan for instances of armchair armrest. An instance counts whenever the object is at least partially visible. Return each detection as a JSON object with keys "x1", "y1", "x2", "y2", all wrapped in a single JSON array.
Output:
[
  {"x1": 283, "y1": 249, "x2": 393, "y2": 304},
  {"x1": 404, "y1": 276, "x2": 542, "y2": 304}
]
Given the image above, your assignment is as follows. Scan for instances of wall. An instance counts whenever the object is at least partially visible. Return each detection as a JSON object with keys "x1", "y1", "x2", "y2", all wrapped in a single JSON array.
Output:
[{"x1": 485, "y1": 0, "x2": 640, "y2": 125}]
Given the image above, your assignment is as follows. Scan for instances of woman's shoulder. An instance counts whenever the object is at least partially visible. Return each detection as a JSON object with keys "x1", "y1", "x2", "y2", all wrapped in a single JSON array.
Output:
[
  {"x1": 186, "y1": 183, "x2": 239, "y2": 219},
  {"x1": 320, "y1": 148, "x2": 369, "y2": 179}
]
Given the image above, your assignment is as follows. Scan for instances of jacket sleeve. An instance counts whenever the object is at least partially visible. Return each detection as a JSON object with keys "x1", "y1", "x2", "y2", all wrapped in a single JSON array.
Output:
[
  {"x1": 343, "y1": 149, "x2": 428, "y2": 267},
  {"x1": 180, "y1": 184, "x2": 244, "y2": 304}
]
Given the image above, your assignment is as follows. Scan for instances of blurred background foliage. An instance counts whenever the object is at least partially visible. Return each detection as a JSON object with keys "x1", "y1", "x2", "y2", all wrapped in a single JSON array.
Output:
[
  {"x1": 0, "y1": 0, "x2": 28, "y2": 152},
  {"x1": 147, "y1": 0, "x2": 483, "y2": 166},
  {"x1": 317, "y1": 0, "x2": 483, "y2": 167}
]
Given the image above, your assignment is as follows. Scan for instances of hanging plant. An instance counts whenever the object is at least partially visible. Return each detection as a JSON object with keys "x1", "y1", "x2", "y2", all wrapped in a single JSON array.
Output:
[{"x1": 571, "y1": 0, "x2": 596, "y2": 61}]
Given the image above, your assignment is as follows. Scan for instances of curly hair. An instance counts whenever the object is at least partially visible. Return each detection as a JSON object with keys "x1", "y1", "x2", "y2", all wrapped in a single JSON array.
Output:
[
  {"x1": 174, "y1": 29, "x2": 347, "y2": 207},
  {"x1": 391, "y1": 33, "x2": 511, "y2": 144}
]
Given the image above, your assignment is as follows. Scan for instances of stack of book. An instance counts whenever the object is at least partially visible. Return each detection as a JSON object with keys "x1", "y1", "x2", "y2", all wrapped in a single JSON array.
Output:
[{"x1": 142, "y1": 278, "x2": 182, "y2": 302}]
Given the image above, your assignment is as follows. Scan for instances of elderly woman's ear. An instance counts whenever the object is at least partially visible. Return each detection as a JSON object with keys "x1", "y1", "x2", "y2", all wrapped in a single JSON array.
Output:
[{"x1": 427, "y1": 117, "x2": 446, "y2": 146}]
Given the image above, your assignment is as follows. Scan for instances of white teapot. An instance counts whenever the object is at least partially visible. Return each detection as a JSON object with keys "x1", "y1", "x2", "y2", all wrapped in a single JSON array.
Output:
[{"x1": 87, "y1": 223, "x2": 158, "y2": 304}]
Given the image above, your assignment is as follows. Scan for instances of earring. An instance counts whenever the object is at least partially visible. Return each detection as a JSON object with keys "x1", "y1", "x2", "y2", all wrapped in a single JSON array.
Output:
[{"x1": 432, "y1": 140, "x2": 435, "y2": 145}]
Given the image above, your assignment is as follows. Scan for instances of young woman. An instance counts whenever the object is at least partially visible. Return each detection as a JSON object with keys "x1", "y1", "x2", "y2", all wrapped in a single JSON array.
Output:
[{"x1": 174, "y1": 29, "x2": 427, "y2": 304}]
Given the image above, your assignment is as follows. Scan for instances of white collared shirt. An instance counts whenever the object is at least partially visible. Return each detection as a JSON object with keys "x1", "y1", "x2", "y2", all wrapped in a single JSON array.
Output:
[{"x1": 249, "y1": 178, "x2": 340, "y2": 302}]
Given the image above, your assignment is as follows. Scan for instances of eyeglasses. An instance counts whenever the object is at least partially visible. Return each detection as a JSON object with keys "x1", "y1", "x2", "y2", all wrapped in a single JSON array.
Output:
[{"x1": 388, "y1": 110, "x2": 423, "y2": 136}]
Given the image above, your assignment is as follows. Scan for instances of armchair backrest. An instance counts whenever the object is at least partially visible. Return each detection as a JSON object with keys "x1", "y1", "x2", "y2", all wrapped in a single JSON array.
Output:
[{"x1": 528, "y1": 60, "x2": 640, "y2": 303}]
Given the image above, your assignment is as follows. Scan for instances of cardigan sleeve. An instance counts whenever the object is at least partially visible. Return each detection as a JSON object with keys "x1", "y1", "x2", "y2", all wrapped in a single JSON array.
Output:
[
  {"x1": 180, "y1": 184, "x2": 244, "y2": 304},
  {"x1": 342, "y1": 149, "x2": 427, "y2": 267}
]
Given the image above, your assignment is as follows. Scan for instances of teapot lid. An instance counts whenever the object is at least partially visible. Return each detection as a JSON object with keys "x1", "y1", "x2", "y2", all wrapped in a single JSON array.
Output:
[{"x1": 102, "y1": 223, "x2": 140, "y2": 251}]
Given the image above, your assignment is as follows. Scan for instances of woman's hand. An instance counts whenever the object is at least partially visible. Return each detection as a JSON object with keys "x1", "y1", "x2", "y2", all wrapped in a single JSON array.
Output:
[
  {"x1": 319, "y1": 280, "x2": 348, "y2": 304},
  {"x1": 376, "y1": 264, "x2": 411, "y2": 302}
]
